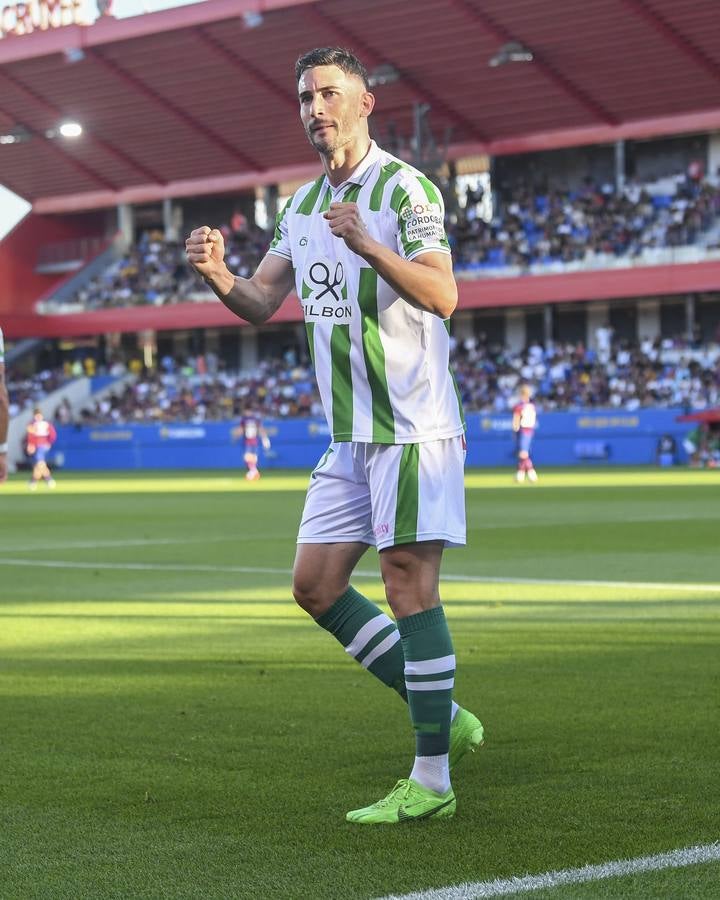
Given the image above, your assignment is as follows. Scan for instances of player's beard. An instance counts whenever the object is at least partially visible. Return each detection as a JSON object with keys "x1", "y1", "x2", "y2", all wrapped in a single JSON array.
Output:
[{"x1": 306, "y1": 120, "x2": 353, "y2": 157}]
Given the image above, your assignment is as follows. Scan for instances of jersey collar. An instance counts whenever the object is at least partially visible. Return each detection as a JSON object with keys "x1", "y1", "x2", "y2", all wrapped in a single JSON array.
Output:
[{"x1": 326, "y1": 140, "x2": 382, "y2": 195}]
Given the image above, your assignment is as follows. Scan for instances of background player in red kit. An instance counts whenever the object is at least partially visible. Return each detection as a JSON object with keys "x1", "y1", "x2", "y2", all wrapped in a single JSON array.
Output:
[
  {"x1": 512, "y1": 384, "x2": 538, "y2": 483},
  {"x1": 232, "y1": 408, "x2": 271, "y2": 481},
  {"x1": 26, "y1": 408, "x2": 58, "y2": 490}
]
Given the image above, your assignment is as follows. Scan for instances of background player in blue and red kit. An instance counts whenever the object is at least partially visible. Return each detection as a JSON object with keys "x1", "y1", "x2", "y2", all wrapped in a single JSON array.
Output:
[
  {"x1": 26, "y1": 408, "x2": 57, "y2": 490},
  {"x1": 512, "y1": 384, "x2": 538, "y2": 483},
  {"x1": 232, "y1": 409, "x2": 271, "y2": 481}
]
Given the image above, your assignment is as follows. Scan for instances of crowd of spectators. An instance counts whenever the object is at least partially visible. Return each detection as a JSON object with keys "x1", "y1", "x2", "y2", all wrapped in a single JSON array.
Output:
[
  {"x1": 6, "y1": 367, "x2": 72, "y2": 419},
  {"x1": 451, "y1": 333, "x2": 720, "y2": 413},
  {"x1": 66, "y1": 220, "x2": 270, "y2": 312},
  {"x1": 41, "y1": 168, "x2": 720, "y2": 314},
  {"x1": 75, "y1": 353, "x2": 322, "y2": 425},
  {"x1": 451, "y1": 169, "x2": 720, "y2": 272},
  {"x1": 57, "y1": 334, "x2": 718, "y2": 426}
]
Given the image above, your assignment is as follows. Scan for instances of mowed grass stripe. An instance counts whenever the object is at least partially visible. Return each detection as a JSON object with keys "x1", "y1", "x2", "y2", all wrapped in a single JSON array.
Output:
[
  {"x1": 1, "y1": 468, "x2": 720, "y2": 495},
  {"x1": 2, "y1": 556, "x2": 719, "y2": 594},
  {"x1": 1, "y1": 470, "x2": 719, "y2": 899}
]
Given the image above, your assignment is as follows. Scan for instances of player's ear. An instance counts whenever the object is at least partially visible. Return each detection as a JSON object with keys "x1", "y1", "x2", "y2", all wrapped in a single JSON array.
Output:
[{"x1": 359, "y1": 89, "x2": 375, "y2": 118}]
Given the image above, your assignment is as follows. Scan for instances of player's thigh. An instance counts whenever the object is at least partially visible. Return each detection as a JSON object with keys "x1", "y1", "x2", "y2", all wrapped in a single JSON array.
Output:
[
  {"x1": 297, "y1": 443, "x2": 374, "y2": 546},
  {"x1": 294, "y1": 443, "x2": 373, "y2": 614},
  {"x1": 292, "y1": 541, "x2": 369, "y2": 616},
  {"x1": 367, "y1": 436, "x2": 466, "y2": 551}
]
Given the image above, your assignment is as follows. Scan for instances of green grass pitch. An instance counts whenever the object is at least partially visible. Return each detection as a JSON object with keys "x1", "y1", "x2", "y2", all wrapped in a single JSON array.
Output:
[{"x1": 1, "y1": 468, "x2": 719, "y2": 899}]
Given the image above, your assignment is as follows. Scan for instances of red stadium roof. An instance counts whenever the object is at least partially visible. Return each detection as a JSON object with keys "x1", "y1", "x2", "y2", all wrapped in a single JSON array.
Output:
[{"x1": 2, "y1": 0, "x2": 720, "y2": 211}]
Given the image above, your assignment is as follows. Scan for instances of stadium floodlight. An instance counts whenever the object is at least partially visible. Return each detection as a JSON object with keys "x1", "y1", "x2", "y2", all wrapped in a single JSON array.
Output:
[
  {"x1": 44, "y1": 121, "x2": 82, "y2": 139},
  {"x1": 0, "y1": 126, "x2": 31, "y2": 145},
  {"x1": 489, "y1": 41, "x2": 534, "y2": 67},
  {"x1": 368, "y1": 64, "x2": 400, "y2": 87},
  {"x1": 58, "y1": 122, "x2": 83, "y2": 138}
]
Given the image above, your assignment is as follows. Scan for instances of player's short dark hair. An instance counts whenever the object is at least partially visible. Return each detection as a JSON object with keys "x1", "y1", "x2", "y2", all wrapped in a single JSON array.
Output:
[{"x1": 295, "y1": 47, "x2": 369, "y2": 90}]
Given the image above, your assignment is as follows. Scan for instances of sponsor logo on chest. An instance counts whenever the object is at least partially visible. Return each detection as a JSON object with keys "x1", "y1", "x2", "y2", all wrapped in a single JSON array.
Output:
[{"x1": 300, "y1": 256, "x2": 353, "y2": 323}]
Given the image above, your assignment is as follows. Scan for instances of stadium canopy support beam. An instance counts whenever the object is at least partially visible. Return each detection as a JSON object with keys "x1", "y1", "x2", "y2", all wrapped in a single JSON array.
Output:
[
  {"x1": 306, "y1": 4, "x2": 490, "y2": 144},
  {"x1": 0, "y1": 97, "x2": 115, "y2": 191},
  {"x1": 621, "y1": 0, "x2": 720, "y2": 85},
  {"x1": 446, "y1": 0, "x2": 618, "y2": 126},
  {"x1": 194, "y1": 27, "x2": 299, "y2": 111},
  {"x1": 87, "y1": 48, "x2": 266, "y2": 174},
  {"x1": 0, "y1": 70, "x2": 161, "y2": 187}
]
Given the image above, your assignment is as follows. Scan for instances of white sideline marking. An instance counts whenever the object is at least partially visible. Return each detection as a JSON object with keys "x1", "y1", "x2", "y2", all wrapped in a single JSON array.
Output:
[
  {"x1": 375, "y1": 842, "x2": 720, "y2": 900},
  {"x1": 0, "y1": 557, "x2": 719, "y2": 593}
]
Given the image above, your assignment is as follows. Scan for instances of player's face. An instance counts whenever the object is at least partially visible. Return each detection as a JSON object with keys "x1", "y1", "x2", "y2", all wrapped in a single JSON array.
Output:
[{"x1": 298, "y1": 65, "x2": 370, "y2": 156}]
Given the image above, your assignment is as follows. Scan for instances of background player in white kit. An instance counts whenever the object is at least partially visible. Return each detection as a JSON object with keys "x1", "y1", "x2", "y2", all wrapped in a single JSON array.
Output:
[
  {"x1": 512, "y1": 384, "x2": 538, "y2": 483},
  {"x1": 0, "y1": 327, "x2": 9, "y2": 484},
  {"x1": 186, "y1": 47, "x2": 483, "y2": 824}
]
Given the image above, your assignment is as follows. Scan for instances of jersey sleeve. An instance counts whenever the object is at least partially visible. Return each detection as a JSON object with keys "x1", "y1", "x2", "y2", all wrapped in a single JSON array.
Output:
[
  {"x1": 0, "y1": 326, "x2": 4, "y2": 366},
  {"x1": 266, "y1": 197, "x2": 293, "y2": 261},
  {"x1": 393, "y1": 172, "x2": 451, "y2": 262}
]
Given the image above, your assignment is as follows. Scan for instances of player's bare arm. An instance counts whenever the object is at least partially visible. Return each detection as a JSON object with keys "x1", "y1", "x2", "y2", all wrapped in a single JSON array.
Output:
[
  {"x1": 324, "y1": 202, "x2": 457, "y2": 318},
  {"x1": 185, "y1": 227, "x2": 295, "y2": 325},
  {"x1": 0, "y1": 362, "x2": 9, "y2": 484}
]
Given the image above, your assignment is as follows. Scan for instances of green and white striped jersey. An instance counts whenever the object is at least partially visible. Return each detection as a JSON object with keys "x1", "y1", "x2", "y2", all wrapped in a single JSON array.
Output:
[{"x1": 267, "y1": 141, "x2": 465, "y2": 444}]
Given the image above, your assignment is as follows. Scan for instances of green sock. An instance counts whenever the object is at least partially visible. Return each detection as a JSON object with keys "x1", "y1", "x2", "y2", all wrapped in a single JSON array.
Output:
[
  {"x1": 397, "y1": 606, "x2": 455, "y2": 757},
  {"x1": 316, "y1": 586, "x2": 407, "y2": 700}
]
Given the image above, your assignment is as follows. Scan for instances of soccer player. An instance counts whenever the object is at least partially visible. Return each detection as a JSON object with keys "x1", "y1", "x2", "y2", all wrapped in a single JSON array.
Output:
[
  {"x1": 186, "y1": 47, "x2": 483, "y2": 824},
  {"x1": 26, "y1": 407, "x2": 57, "y2": 490},
  {"x1": 232, "y1": 408, "x2": 271, "y2": 480},
  {"x1": 512, "y1": 384, "x2": 538, "y2": 482},
  {"x1": 0, "y1": 326, "x2": 8, "y2": 484}
]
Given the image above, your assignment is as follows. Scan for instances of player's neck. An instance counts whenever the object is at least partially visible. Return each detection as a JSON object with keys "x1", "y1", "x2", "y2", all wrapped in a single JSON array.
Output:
[{"x1": 321, "y1": 135, "x2": 372, "y2": 188}]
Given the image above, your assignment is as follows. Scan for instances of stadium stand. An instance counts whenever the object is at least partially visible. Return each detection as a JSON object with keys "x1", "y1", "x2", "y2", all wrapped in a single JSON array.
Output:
[
  {"x1": 34, "y1": 334, "x2": 712, "y2": 427},
  {"x1": 453, "y1": 173, "x2": 720, "y2": 274},
  {"x1": 31, "y1": 167, "x2": 720, "y2": 316},
  {"x1": 2, "y1": 0, "x2": 720, "y2": 471}
]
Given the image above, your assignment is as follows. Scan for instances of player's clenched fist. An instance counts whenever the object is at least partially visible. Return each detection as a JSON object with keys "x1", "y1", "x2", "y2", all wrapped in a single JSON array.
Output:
[
  {"x1": 324, "y1": 202, "x2": 374, "y2": 256},
  {"x1": 185, "y1": 226, "x2": 225, "y2": 277}
]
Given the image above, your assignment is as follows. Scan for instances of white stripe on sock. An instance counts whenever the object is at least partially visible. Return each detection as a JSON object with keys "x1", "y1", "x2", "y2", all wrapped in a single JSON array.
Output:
[
  {"x1": 361, "y1": 630, "x2": 401, "y2": 669},
  {"x1": 404, "y1": 654, "x2": 456, "y2": 676},
  {"x1": 344, "y1": 614, "x2": 394, "y2": 659},
  {"x1": 406, "y1": 678, "x2": 455, "y2": 692}
]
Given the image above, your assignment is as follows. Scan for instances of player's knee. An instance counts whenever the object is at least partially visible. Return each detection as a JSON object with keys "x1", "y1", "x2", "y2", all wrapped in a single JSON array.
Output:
[{"x1": 292, "y1": 573, "x2": 335, "y2": 617}]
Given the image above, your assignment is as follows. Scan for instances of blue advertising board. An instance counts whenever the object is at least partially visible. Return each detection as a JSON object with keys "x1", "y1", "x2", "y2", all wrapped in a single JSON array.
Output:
[{"x1": 53, "y1": 409, "x2": 693, "y2": 470}]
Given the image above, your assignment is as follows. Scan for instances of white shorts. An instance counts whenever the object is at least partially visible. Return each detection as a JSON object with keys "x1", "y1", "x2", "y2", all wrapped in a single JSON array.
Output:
[{"x1": 297, "y1": 437, "x2": 466, "y2": 551}]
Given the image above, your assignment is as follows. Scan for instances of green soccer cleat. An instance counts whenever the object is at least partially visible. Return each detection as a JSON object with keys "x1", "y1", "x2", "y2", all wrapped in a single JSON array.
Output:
[
  {"x1": 346, "y1": 779, "x2": 456, "y2": 824},
  {"x1": 449, "y1": 707, "x2": 484, "y2": 771}
]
